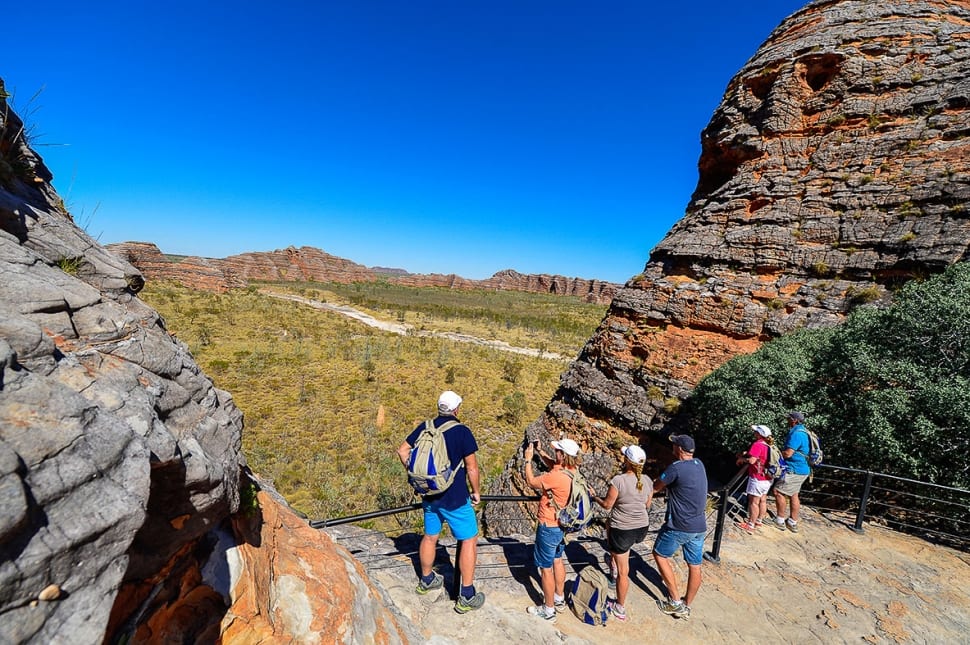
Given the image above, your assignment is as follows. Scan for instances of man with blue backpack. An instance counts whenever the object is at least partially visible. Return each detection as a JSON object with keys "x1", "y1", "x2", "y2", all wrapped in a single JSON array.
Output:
[
  {"x1": 772, "y1": 411, "x2": 820, "y2": 533},
  {"x1": 397, "y1": 391, "x2": 485, "y2": 613}
]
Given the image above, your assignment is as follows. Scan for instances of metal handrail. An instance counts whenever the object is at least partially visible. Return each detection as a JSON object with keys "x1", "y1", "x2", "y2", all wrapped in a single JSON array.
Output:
[
  {"x1": 308, "y1": 494, "x2": 541, "y2": 529},
  {"x1": 704, "y1": 466, "x2": 749, "y2": 563},
  {"x1": 311, "y1": 464, "x2": 970, "y2": 568}
]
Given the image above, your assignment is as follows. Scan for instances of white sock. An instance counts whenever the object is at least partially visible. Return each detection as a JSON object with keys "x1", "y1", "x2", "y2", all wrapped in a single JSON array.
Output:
[{"x1": 554, "y1": 594, "x2": 564, "y2": 603}]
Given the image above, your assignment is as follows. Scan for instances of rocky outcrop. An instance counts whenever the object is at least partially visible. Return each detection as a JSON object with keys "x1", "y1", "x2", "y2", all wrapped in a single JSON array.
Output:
[
  {"x1": 107, "y1": 241, "x2": 246, "y2": 293},
  {"x1": 486, "y1": 0, "x2": 970, "y2": 533},
  {"x1": 107, "y1": 242, "x2": 621, "y2": 304},
  {"x1": 0, "y1": 80, "x2": 405, "y2": 643}
]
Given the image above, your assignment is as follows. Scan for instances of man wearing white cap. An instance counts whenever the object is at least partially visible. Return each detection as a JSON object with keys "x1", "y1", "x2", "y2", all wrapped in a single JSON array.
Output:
[
  {"x1": 589, "y1": 444, "x2": 653, "y2": 622},
  {"x1": 522, "y1": 437, "x2": 582, "y2": 623},
  {"x1": 397, "y1": 391, "x2": 484, "y2": 613},
  {"x1": 735, "y1": 425, "x2": 774, "y2": 531}
]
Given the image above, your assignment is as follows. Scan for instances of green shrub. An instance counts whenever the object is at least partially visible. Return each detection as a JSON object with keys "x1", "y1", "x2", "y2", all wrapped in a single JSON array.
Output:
[{"x1": 681, "y1": 263, "x2": 970, "y2": 490}]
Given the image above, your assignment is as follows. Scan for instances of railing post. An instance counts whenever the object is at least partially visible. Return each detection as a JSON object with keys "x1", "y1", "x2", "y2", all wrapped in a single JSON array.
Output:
[
  {"x1": 853, "y1": 470, "x2": 874, "y2": 534},
  {"x1": 705, "y1": 487, "x2": 731, "y2": 564}
]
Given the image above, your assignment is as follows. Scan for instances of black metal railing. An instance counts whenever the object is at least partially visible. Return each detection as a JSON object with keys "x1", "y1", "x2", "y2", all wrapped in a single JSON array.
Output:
[
  {"x1": 310, "y1": 466, "x2": 970, "y2": 580},
  {"x1": 309, "y1": 494, "x2": 541, "y2": 529},
  {"x1": 799, "y1": 465, "x2": 970, "y2": 548},
  {"x1": 703, "y1": 466, "x2": 749, "y2": 563},
  {"x1": 704, "y1": 463, "x2": 970, "y2": 560}
]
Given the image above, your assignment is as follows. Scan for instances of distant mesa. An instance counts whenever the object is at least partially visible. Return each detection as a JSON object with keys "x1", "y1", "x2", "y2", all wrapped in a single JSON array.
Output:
[{"x1": 106, "y1": 241, "x2": 621, "y2": 304}]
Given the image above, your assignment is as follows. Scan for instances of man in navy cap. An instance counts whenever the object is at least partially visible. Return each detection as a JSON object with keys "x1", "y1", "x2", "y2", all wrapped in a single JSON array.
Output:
[
  {"x1": 652, "y1": 434, "x2": 708, "y2": 621},
  {"x1": 773, "y1": 411, "x2": 811, "y2": 533}
]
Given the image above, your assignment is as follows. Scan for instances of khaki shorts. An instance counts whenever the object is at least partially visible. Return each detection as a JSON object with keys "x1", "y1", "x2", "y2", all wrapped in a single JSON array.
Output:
[{"x1": 774, "y1": 473, "x2": 808, "y2": 497}]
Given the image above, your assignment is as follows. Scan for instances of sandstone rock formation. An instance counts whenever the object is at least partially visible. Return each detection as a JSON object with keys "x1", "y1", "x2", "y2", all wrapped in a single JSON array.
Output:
[
  {"x1": 486, "y1": 0, "x2": 970, "y2": 533},
  {"x1": 106, "y1": 241, "x2": 620, "y2": 304},
  {"x1": 0, "y1": 80, "x2": 405, "y2": 644}
]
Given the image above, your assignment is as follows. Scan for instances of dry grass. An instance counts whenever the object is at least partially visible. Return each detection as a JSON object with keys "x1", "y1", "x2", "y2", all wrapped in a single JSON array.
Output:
[{"x1": 141, "y1": 281, "x2": 606, "y2": 527}]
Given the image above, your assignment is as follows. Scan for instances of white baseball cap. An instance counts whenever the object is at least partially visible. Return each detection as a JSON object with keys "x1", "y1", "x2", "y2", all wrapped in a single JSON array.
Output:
[
  {"x1": 622, "y1": 445, "x2": 646, "y2": 465},
  {"x1": 437, "y1": 391, "x2": 462, "y2": 413},
  {"x1": 551, "y1": 438, "x2": 581, "y2": 457},
  {"x1": 751, "y1": 424, "x2": 772, "y2": 438}
]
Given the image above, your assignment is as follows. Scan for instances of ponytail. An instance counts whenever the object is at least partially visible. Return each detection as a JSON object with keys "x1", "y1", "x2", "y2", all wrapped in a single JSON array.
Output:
[{"x1": 632, "y1": 461, "x2": 644, "y2": 491}]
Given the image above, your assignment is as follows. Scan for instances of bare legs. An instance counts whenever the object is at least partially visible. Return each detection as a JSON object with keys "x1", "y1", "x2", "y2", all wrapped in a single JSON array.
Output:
[
  {"x1": 775, "y1": 492, "x2": 800, "y2": 522},
  {"x1": 748, "y1": 493, "x2": 767, "y2": 524},
  {"x1": 419, "y1": 533, "x2": 438, "y2": 577},
  {"x1": 458, "y1": 536, "x2": 478, "y2": 587},
  {"x1": 613, "y1": 551, "x2": 631, "y2": 607},
  {"x1": 653, "y1": 553, "x2": 703, "y2": 607},
  {"x1": 422, "y1": 533, "x2": 478, "y2": 588},
  {"x1": 538, "y1": 556, "x2": 565, "y2": 609}
]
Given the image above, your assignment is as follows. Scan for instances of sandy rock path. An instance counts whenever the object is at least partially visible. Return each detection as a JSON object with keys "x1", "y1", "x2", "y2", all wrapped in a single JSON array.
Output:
[{"x1": 325, "y1": 506, "x2": 970, "y2": 644}]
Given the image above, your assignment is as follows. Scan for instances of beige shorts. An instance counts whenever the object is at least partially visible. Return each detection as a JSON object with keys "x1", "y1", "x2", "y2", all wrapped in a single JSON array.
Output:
[{"x1": 774, "y1": 473, "x2": 808, "y2": 497}]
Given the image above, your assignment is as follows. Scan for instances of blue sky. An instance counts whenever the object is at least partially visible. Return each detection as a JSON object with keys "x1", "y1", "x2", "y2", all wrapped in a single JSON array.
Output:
[{"x1": 4, "y1": 1, "x2": 806, "y2": 284}]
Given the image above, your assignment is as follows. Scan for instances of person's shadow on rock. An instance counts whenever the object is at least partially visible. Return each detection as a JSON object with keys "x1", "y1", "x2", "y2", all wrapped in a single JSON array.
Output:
[{"x1": 392, "y1": 532, "x2": 458, "y2": 597}]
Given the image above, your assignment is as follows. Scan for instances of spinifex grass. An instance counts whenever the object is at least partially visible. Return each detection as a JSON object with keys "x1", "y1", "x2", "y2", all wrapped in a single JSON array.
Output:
[{"x1": 141, "y1": 281, "x2": 606, "y2": 527}]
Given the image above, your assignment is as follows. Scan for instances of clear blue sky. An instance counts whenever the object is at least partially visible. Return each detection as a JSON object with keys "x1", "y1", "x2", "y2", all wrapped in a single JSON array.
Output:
[{"x1": 5, "y1": 1, "x2": 806, "y2": 284}]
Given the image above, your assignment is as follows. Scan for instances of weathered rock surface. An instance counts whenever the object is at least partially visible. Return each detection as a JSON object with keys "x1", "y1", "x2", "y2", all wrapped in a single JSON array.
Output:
[
  {"x1": 107, "y1": 241, "x2": 620, "y2": 304},
  {"x1": 486, "y1": 0, "x2": 970, "y2": 532},
  {"x1": 0, "y1": 80, "x2": 405, "y2": 643}
]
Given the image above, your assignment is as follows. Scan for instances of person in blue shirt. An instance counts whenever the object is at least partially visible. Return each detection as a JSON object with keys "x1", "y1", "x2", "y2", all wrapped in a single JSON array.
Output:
[
  {"x1": 652, "y1": 434, "x2": 708, "y2": 621},
  {"x1": 397, "y1": 391, "x2": 485, "y2": 613},
  {"x1": 772, "y1": 411, "x2": 811, "y2": 533}
]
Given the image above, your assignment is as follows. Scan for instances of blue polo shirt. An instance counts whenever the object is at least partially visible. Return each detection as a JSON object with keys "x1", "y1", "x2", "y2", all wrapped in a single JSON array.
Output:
[{"x1": 405, "y1": 414, "x2": 478, "y2": 510}]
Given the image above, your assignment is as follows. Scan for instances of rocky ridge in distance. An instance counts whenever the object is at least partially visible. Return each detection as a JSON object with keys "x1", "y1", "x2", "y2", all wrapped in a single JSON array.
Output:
[{"x1": 107, "y1": 241, "x2": 621, "y2": 305}]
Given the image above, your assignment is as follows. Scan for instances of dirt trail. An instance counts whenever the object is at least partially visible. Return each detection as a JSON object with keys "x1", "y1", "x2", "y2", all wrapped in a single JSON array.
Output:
[{"x1": 260, "y1": 290, "x2": 569, "y2": 360}]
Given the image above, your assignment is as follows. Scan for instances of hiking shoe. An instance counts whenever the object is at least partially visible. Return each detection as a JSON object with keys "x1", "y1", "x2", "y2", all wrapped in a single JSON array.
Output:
[
  {"x1": 772, "y1": 519, "x2": 788, "y2": 530},
  {"x1": 415, "y1": 572, "x2": 443, "y2": 595},
  {"x1": 607, "y1": 599, "x2": 628, "y2": 622},
  {"x1": 786, "y1": 519, "x2": 799, "y2": 533},
  {"x1": 735, "y1": 521, "x2": 757, "y2": 532},
  {"x1": 527, "y1": 605, "x2": 557, "y2": 623},
  {"x1": 658, "y1": 599, "x2": 690, "y2": 619},
  {"x1": 454, "y1": 591, "x2": 485, "y2": 614},
  {"x1": 554, "y1": 598, "x2": 567, "y2": 613}
]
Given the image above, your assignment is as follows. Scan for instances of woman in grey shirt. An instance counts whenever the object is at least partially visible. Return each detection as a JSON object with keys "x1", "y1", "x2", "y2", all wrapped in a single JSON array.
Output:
[{"x1": 590, "y1": 445, "x2": 653, "y2": 622}]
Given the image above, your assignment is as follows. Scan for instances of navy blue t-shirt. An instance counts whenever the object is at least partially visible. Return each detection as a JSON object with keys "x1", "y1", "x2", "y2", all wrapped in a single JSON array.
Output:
[
  {"x1": 658, "y1": 458, "x2": 709, "y2": 533},
  {"x1": 406, "y1": 414, "x2": 478, "y2": 510}
]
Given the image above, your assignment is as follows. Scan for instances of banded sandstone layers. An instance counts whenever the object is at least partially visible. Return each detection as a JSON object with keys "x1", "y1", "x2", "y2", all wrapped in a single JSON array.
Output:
[
  {"x1": 486, "y1": 0, "x2": 970, "y2": 534},
  {"x1": 107, "y1": 241, "x2": 620, "y2": 304},
  {"x1": 0, "y1": 82, "x2": 406, "y2": 643}
]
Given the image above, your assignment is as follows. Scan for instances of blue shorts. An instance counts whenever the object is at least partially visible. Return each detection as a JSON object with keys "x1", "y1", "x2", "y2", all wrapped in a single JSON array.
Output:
[
  {"x1": 653, "y1": 525, "x2": 705, "y2": 566},
  {"x1": 534, "y1": 523, "x2": 566, "y2": 569},
  {"x1": 423, "y1": 498, "x2": 479, "y2": 541}
]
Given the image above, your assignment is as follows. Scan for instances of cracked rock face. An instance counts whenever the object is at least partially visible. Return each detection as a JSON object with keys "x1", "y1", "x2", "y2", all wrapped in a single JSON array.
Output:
[
  {"x1": 0, "y1": 79, "x2": 244, "y2": 643},
  {"x1": 1, "y1": 78, "x2": 409, "y2": 645},
  {"x1": 486, "y1": 0, "x2": 970, "y2": 535}
]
